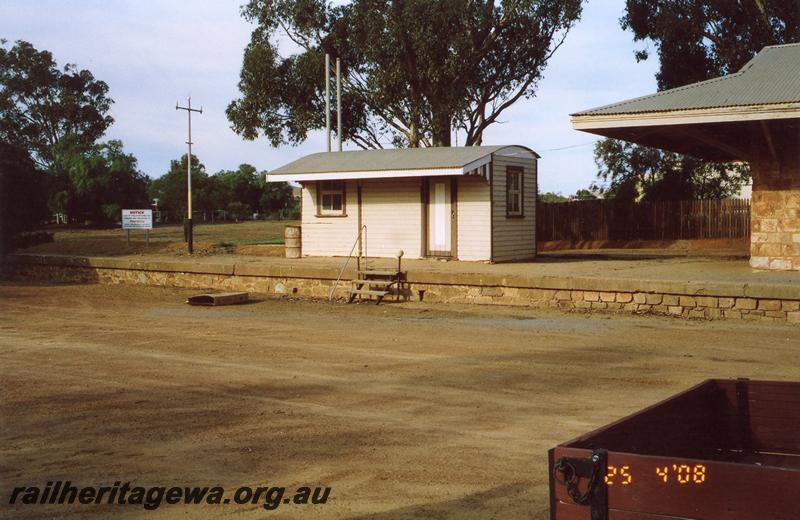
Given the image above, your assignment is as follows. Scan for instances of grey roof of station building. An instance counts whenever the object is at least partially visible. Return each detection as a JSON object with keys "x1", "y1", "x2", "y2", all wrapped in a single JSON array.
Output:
[
  {"x1": 573, "y1": 43, "x2": 800, "y2": 117},
  {"x1": 269, "y1": 145, "x2": 538, "y2": 176}
]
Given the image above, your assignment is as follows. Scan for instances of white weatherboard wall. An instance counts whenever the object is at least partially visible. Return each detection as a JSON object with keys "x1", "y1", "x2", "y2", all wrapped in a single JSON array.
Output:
[
  {"x1": 491, "y1": 155, "x2": 537, "y2": 261},
  {"x1": 301, "y1": 180, "x2": 359, "y2": 256},
  {"x1": 361, "y1": 178, "x2": 423, "y2": 258},
  {"x1": 299, "y1": 154, "x2": 535, "y2": 261},
  {"x1": 457, "y1": 176, "x2": 491, "y2": 260}
]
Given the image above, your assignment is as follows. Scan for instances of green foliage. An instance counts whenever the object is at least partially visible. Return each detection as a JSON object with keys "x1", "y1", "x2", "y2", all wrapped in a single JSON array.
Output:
[
  {"x1": 538, "y1": 189, "x2": 599, "y2": 203},
  {"x1": 593, "y1": 139, "x2": 750, "y2": 202},
  {"x1": 538, "y1": 191, "x2": 569, "y2": 203},
  {"x1": 12, "y1": 230, "x2": 53, "y2": 249},
  {"x1": 622, "y1": 0, "x2": 800, "y2": 90},
  {"x1": 213, "y1": 163, "x2": 262, "y2": 211},
  {"x1": 213, "y1": 163, "x2": 295, "y2": 217},
  {"x1": 225, "y1": 201, "x2": 252, "y2": 221},
  {"x1": 573, "y1": 189, "x2": 598, "y2": 201},
  {"x1": 0, "y1": 40, "x2": 114, "y2": 169},
  {"x1": 149, "y1": 154, "x2": 210, "y2": 216},
  {"x1": 150, "y1": 157, "x2": 296, "y2": 219},
  {"x1": 0, "y1": 40, "x2": 148, "y2": 227},
  {"x1": 49, "y1": 139, "x2": 150, "y2": 222},
  {"x1": 593, "y1": 1, "x2": 793, "y2": 200},
  {"x1": 0, "y1": 142, "x2": 50, "y2": 252},
  {"x1": 284, "y1": 198, "x2": 301, "y2": 220},
  {"x1": 228, "y1": 0, "x2": 582, "y2": 148},
  {"x1": 258, "y1": 176, "x2": 295, "y2": 215}
]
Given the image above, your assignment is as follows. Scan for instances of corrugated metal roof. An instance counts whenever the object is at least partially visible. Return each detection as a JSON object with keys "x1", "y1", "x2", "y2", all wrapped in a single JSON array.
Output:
[
  {"x1": 269, "y1": 145, "x2": 536, "y2": 175},
  {"x1": 573, "y1": 43, "x2": 800, "y2": 117}
]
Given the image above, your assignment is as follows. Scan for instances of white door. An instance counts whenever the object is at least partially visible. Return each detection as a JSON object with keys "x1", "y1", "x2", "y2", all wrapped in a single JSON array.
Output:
[{"x1": 427, "y1": 179, "x2": 452, "y2": 256}]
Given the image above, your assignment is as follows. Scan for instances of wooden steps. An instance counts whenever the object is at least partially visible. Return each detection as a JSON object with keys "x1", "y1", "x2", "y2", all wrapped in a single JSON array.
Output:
[
  {"x1": 347, "y1": 269, "x2": 403, "y2": 304},
  {"x1": 350, "y1": 289, "x2": 391, "y2": 297},
  {"x1": 350, "y1": 279, "x2": 394, "y2": 286},
  {"x1": 356, "y1": 270, "x2": 399, "y2": 276}
]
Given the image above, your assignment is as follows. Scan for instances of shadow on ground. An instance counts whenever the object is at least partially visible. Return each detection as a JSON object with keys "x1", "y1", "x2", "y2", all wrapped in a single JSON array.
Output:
[{"x1": 347, "y1": 482, "x2": 542, "y2": 520}]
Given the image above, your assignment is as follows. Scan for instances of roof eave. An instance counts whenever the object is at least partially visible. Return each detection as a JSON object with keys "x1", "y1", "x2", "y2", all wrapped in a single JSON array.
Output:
[
  {"x1": 572, "y1": 102, "x2": 800, "y2": 131},
  {"x1": 493, "y1": 144, "x2": 541, "y2": 159},
  {"x1": 267, "y1": 167, "x2": 467, "y2": 183}
]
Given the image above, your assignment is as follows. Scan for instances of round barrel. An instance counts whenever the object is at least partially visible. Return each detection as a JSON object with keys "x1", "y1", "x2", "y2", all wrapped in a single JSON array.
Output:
[{"x1": 284, "y1": 225, "x2": 301, "y2": 258}]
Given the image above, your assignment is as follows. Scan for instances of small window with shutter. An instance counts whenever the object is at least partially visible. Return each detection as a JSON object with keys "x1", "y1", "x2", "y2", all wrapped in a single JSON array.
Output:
[{"x1": 506, "y1": 167, "x2": 523, "y2": 217}]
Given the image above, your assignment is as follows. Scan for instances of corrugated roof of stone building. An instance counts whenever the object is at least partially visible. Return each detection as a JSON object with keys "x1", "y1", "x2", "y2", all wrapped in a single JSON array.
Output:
[{"x1": 573, "y1": 43, "x2": 800, "y2": 116}]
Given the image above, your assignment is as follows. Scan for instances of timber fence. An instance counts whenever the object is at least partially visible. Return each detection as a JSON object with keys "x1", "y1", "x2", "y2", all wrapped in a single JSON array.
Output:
[{"x1": 537, "y1": 198, "x2": 751, "y2": 242}]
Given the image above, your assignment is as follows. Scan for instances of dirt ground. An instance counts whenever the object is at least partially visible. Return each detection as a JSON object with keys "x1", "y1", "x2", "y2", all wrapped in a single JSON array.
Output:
[
  {"x1": 538, "y1": 238, "x2": 749, "y2": 256},
  {"x1": 1, "y1": 282, "x2": 799, "y2": 519}
]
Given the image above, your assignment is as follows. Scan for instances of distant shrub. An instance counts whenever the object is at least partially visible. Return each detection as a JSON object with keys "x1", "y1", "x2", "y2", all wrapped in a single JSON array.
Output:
[
  {"x1": 13, "y1": 231, "x2": 54, "y2": 250},
  {"x1": 285, "y1": 201, "x2": 300, "y2": 220},
  {"x1": 1, "y1": 143, "x2": 49, "y2": 252},
  {"x1": 226, "y1": 202, "x2": 251, "y2": 222},
  {"x1": 214, "y1": 240, "x2": 236, "y2": 253}
]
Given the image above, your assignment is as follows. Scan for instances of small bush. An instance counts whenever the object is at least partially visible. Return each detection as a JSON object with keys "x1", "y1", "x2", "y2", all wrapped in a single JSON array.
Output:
[
  {"x1": 285, "y1": 201, "x2": 301, "y2": 220},
  {"x1": 13, "y1": 231, "x2": 54, "y2": 249},
  {"x1": 214, "y1": 240, "x2": 237, "y2": 253}
]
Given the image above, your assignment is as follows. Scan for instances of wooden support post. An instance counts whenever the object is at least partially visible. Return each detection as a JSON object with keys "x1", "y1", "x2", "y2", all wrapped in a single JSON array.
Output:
[{"x1": 760, "y1": 121, "x2": 779, "y2": 162}]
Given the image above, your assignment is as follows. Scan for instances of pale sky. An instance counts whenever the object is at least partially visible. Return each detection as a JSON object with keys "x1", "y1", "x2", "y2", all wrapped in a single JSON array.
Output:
[{"x1": 1, "y1": 0, "x2": 659, "y2": 195}]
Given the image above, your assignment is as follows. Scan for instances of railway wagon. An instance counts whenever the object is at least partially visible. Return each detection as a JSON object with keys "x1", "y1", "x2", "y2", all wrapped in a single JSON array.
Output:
[{"x1": 549, "y1": 379, "x2": 800, "y2": 519}]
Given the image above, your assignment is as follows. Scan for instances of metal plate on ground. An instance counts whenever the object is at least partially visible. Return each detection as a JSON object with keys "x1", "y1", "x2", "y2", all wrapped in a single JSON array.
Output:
[{"x1": 186, "y1": 292, "x2": 249, "y2": 306}]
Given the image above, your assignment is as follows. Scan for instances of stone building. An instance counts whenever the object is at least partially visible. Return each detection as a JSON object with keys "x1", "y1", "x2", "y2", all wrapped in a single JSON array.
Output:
[{"x1": 571, "y1": 43, "x2": 800, "y2": 271}]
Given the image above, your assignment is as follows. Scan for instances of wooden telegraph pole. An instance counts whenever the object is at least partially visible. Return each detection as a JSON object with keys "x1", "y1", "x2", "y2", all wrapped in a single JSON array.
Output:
[{"x1": 176, "y1": 97, "x2": 202, "y2": 254}]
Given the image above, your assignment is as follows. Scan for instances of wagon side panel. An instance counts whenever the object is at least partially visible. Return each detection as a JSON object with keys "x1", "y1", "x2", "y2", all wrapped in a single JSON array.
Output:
[
  {"x1": 551, "y1": 446, "x2": 800, "y2": 520},
  {"x1": 716, "y1": 379, "x2": 800, "y2": 455}
]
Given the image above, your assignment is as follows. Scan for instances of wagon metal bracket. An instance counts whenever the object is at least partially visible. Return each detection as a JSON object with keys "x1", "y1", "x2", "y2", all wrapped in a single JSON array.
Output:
[
  {"x1": 736, "y1": 377, "x2": 753, "y2": 454},
  {"x1": 552, "y1": 449, "x2": 608, "y2": 520}
]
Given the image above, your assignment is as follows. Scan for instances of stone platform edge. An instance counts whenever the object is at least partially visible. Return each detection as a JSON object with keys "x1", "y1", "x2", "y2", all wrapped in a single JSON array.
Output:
[{"x1": 4, "y1": 254, "x2": 800, "y2": 324}]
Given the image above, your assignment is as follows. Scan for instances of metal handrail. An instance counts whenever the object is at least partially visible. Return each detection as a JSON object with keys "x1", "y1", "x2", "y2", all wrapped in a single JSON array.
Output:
[{"x1": 328, "y1": 224, "x2": 367, "y2": 302}]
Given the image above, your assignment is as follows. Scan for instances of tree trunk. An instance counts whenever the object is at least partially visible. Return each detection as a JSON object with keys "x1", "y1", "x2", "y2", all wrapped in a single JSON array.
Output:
[
  {"x1": 475, "y1": 109, "x2": 484, "y2": 145},
  {"x1": 431, "y1": 110, "x2": 451, "y2": 147},
  {"x1": 409, "y1": 122, "x2": 420, "y2": 148}
]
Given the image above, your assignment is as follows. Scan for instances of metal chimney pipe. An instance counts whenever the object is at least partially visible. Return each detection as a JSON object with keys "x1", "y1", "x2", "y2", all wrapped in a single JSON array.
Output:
[
  {"x1": 325, "y1": 53, "x2": 331, "y2": 152},
  {"x1": 336, "y1": 57, "x2": 342, "y2": 152}
]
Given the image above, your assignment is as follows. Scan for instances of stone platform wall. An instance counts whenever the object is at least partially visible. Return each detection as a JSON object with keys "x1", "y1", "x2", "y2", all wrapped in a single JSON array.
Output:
[
  {"x1": 5, "y1": 255, "x2": 799, "y2": 325},
  {"x1": 414, "y1": 284, "x2": 800, "y2": 323}
]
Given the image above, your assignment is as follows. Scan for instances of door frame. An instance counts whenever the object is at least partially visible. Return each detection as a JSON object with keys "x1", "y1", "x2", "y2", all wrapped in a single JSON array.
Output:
[{"x1": 422, "y1": 177, "x2": 458, "y2": 258}]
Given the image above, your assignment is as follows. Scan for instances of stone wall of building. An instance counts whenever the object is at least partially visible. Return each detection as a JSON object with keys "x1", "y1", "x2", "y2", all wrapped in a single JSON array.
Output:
[{"x1": 750, "y1": 147, "x2": 800, "y2": 270}]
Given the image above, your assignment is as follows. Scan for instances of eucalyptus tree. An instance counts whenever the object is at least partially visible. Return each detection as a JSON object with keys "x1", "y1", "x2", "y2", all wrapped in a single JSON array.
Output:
[
  {"x1": 594, "y1": 0, "x2": 799, "y2": 200},
  {"x1": 0, "y1": 40, "x2": 114, "y2": 169},
  {"x1": 227, "y1": 0, "x2": 582, "y2": 148}
]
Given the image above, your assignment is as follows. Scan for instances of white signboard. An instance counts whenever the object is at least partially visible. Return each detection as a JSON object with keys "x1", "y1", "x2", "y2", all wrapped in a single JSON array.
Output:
[{"x1": 122, "y1": 209, "x2": 153, "y2": 230}]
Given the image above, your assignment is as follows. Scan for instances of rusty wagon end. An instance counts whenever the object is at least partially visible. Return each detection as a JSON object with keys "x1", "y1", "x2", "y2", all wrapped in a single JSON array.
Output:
[{"x1": 549, "y1": 379, "x2": 800, "y2": 519}]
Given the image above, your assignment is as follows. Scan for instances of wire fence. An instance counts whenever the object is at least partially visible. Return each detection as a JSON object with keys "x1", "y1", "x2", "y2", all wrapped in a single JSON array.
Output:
[{"x1": 154, "y1": 209, "x2": 297, "y2": 224}]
